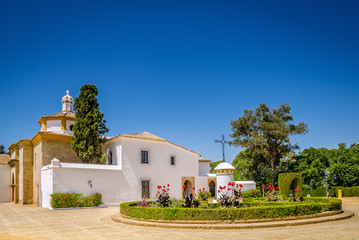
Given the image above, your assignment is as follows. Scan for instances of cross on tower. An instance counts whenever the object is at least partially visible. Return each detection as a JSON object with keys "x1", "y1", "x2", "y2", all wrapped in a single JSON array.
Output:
[{"x1": 214, "y1": 135, "x2": 230, "y2": 162}]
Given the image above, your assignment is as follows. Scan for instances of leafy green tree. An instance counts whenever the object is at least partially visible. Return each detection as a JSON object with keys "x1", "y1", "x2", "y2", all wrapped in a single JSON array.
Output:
[
  {"x1": 72, "y1": 84, "x2": 109, "y2": 163},
  {"x1": 294, "y1": 148, "x2": 330, "y2": 189},
  {"x1": 232, "y1": 149, "x2": 259, "y2": 181},
  {"x1": 328, "y1": 143, "x2": 359, "y2": 187},
  {"x1": 230, "y1": 103, "x2": 308, "y2": 183},
  {"x1": 0, "y1": 144, "x2": 5, "y2": 154}
]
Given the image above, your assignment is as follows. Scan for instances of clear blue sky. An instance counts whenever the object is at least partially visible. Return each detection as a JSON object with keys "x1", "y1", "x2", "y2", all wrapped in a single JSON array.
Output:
[{"x1": 1, "y1": 1, "x2": 358, "y2": 162}]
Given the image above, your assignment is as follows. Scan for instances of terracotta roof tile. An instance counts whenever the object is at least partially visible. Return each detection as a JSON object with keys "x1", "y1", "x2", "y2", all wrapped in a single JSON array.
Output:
[
  {"x1": 40, "y1": 112, "x2": 75, "y2": 119},
  {"x1": 111, "y1": 132, "x2": 200, "y2": 155},
  {"x1": 199, "y1": 157, "x2": 211, "y2": 162}
]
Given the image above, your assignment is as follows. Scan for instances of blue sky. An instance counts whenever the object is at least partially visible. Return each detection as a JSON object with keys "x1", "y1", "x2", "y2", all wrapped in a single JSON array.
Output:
[{"x1": 1, "y1": 1, "x2": 358, "y2": 162}]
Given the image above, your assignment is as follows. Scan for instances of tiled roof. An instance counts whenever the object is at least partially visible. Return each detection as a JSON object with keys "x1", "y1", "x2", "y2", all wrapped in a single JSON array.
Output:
[
  {"x1": 111, "y1": 132, "x2": 200, "y2": 155},
  {"x1": 118, "y1": 132, "x2": 166, "y2": 141},
  {"x1": 0, "y1": 155, "x2": 10, "y2": 165},
  {"x1": 199, "y1": 157, "x2": 211, "y2": 162},
  {"x1": 40, "y1": 112, "x2": 75, "y2": 119}
]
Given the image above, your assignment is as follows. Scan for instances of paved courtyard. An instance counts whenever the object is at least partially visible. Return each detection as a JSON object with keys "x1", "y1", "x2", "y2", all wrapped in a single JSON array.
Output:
[{"x1": 0, "y1": 198, "x2": 358, "y2": 240}]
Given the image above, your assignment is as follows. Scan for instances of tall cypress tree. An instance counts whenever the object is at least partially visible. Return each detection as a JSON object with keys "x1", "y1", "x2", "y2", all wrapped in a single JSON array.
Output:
[
  {"x1": 0, "y1": 144, "x2": 5, "y2": 154},
  {"x1": 72, "y1": 84, "x2": 109, "y2": 163}
]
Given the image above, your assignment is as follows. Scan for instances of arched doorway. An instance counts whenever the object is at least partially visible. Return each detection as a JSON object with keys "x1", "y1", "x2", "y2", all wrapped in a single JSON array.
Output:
[
  {"x1": 183, "y1": 180, "x2": 192, "y2": 198},
  {"x1": 209, "y1": 181, "x2": 216, "y2": 197}
]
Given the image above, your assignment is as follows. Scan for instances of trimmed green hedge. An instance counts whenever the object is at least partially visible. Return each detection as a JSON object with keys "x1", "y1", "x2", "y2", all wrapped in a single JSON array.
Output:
[
  {"x1": 242, "y1": 189, "x2": 262, "y2": 198},
  {"x1": 120, "y1": 197, "x2": 341, "y2": 221},
  {"x1": 278, "y1": 173, "x2": 303, "y2": 197},
  {"x1": 303, "y1": 186, "x2": 359, "y2": 197},
  {"x1": 51, "y1": 192, "x2": 102, "y2": 208}
]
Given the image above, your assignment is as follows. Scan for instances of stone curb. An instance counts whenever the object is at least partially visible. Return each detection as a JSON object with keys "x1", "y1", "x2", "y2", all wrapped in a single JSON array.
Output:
[{"x1": 111, "y1": 210, "x2": 354, "y2": 229}]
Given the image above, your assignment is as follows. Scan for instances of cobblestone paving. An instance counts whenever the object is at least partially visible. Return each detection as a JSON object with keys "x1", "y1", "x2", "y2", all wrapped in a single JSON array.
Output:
[{"x1": 0, "y1": 198, "x2": 358, "y2": 240}]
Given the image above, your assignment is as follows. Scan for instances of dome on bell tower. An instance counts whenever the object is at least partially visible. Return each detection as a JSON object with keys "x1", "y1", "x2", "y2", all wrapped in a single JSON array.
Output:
[{"x1": 62, "y1": 90, "x2": 73, "y2": 113}]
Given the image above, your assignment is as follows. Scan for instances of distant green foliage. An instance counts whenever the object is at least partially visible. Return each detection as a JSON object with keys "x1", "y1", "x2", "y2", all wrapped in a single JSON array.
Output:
[
  {"x1": 50, "y1": 192, "x2": 102, "y2": 208},
  {"x1": 294, "y1": 148, "x2": 330, "y2": 189},
  {"x1": 210, "y1": 160, "x2": 222, "y2": 173},
  {"x1": 72, "y1": 84, "x2": 109, "y2": 164},
  {"x1": 0, "y1": 144, "x2": 5, "y2": 154},
  {"x1": 291, "y1": 143, "x2": 359, "y2": 188},
  {"x1": 230, "y1": 103, "x2": 308, "y2": 183},
  {"x1": 303, "y1": 186, "x2": 359, "y2": 197}
]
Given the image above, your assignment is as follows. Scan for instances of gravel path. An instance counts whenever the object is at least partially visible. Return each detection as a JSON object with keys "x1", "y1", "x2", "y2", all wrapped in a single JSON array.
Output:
[{"x1": 0, "y1": 198, "x2": 358, "y2": 240}]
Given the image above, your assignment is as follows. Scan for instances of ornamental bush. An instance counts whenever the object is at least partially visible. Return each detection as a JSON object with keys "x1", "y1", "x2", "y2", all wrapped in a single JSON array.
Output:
[
  {"x1": 197, "y1": 189, "x2": 211, "y2": 201},
  {"x1": 50, "y1": 192, "x2": 102, "y2": 208},
  {"x1": 120, "y1": 197, "x2": 341, "y2": 221},
  {"x1": 242, "y1": 189, "x2": 261, "y2": 198}
]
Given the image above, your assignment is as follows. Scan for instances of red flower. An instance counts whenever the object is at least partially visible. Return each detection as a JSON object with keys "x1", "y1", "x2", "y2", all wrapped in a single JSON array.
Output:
[
  {"x1": 276, "y1": 186, "x2": 279, "y2": 190},
  {"x1": 182, "y1": 185, "x2": 186, "y2": 189},
  {"x1": 266, "y1": 187, "x2": 268, "y2": 189},
  {"x1": 163, "y1": 185, "x2": 165, "y2": 188},
  {"x1": 192, "y1": 187, "x2": 195, "y2": 190},
  {"x1": 199, "y1": 189, "x2": 201, "y2": 192},
  {"x1": 157, "y1": 185, "x2": 161, "y2": 189},
  {"x1": 218, "y1": 190, "x2": 220, "y2": 193},
  {"x1": 167, "y1": 184, "x2": 170, "y2": 187},
  {"x1": 228, "y1": 182, "x2": 231, "y2": 186},
  {"x1": 203, "y1": 188, "x2": 205, "y2": 190},
  {"x1": 240, "y1": 184, "x2": 243, "y2": 188}
]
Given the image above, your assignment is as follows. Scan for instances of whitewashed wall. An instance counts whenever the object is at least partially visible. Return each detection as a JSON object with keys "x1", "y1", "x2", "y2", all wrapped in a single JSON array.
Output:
[
  {"x1": 40, "y1": 136, "x2": 219, "y2": 209},
  {"x1": 41, "y1": 162, "x2": 122, "y2": 209},
  {"x1": 235, "y1": 181, "x2": 256, "y2": 192},
  {"x1": 103, "y1": 137, "x2": 204, "y2": 201},
  {"x1": 0, "y1": 165, "x2": 11, "y2": 202},
  {"x1": 199, "y1": 162, "x2": 210, "y2": 176},
  {"x1": 47, "y1": 120, "x2": 61, "y2": 132}
]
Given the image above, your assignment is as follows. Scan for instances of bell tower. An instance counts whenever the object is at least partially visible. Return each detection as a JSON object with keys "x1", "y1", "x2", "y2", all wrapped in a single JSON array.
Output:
[{"x1": 62, "y1": 90, "x2": 73, "y2": 113}]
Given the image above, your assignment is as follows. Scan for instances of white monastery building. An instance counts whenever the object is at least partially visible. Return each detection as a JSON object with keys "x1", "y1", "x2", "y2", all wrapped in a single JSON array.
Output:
[{"x1": 2, "y1": 90, "x2": 255, "y2": 209}]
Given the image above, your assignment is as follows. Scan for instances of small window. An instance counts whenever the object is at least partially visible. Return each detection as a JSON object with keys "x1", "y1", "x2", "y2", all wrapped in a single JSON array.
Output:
[
  {"x1": 141, "y1": 151, "x2": 148, "y2": 164},
  {"x1": 69, "y1": 125, "x2": 74, "y2": 131},
  {"x1": 170, "y1": 156, "x2": 175, "y2": 165},
  {"x1": 108, "y1": 151, "x2": 112, "y2": 165},
  {"x1": 141, "y1": 180, "x2": 150, "y2": 198}
]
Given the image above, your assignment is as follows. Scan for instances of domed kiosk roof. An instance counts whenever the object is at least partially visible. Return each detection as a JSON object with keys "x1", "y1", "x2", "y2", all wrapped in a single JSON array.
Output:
[{"x1": 214, "y1": 162, "x2": 235, "y2": 171}]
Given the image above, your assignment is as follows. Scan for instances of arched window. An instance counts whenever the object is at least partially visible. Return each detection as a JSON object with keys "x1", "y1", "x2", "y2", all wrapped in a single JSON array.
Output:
[
  {"x1": 209, "y1": 181, "x2": 216, "y2": 197},
  {"x1": 183, "y1": 180, "x2": 192, "y2": 198},
  {"x1": 108, "y1": 151, "x2": 112, "y2": 165}
]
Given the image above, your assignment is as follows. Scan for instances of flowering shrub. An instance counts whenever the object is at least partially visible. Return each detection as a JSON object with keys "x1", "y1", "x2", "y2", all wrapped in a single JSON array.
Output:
[
  {"x1": 137, "y1": 199, "x2": 149, "y2": 207},
  {"x1": 155, "y1": 184, "x2": 171, "y2": 207},
  {"x1": 264, "y1": 183, "x2": 282, "y2": 202},
  {"x1": 183, "y1": 187, "x2": 200, "y2": 208},
  {"x1": 198, "y1": 188, "x2": 211, "y2": 201},
  {"x1": 50, "y1": 192, "x2": 102, "y2": 208},
  {"x1": 294, "y1": 187, "x2": 300, "y2": 202},
  {"x1": 218, "y1": 182, "x2": 243, "y2": 208}
]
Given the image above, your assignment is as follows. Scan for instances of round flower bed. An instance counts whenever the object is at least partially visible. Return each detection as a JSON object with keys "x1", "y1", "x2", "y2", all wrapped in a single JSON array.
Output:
[{"x1": 120, "y1": 197, "x2": 342, "y2": 221}]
